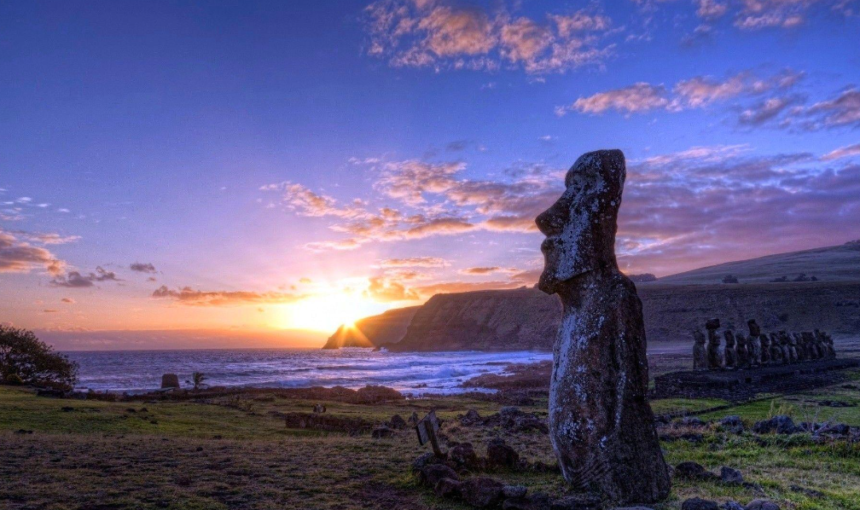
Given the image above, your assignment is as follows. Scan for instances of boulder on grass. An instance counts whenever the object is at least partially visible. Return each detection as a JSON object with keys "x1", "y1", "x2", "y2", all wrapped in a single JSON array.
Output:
[
  {"x1": 461, "y1": 477, "x2": 505, "y2": 509},
  {"x1": 720, "y1": 466, "x2": 744, "y2": 485},
  {"x1": 745, "y1": 500, "x2": 780, "y2": 510},
  {"x1": 550, "y1": 493, "x2": 602, "y2": 510},
  {"x1": 486, "y1": 438, "x2": 520, "y2": 469},
  {"x1": 371, "y1": 426, "x2": 394, "y2": 439},
  {"x1": 682, "y1": 498, "x2": 719, "y2": 510},
  {"x1": 752, "y1": 415, "x2": 796, "y2": 435},
  {"x1": 434, "y1": 477, "x2": 463, "y2": 498},
  {"x1": 419, "y1": 464, "x2": 459, "y2": 487},
  {"x1": 674, "y1": 461, "x2": 717, "y2": 481},
  {"x1": 388, "y1": 414, "x2": 407, "y2": 430},
  {"x1": 449, "y1": 442, "x2": 481, "y2": 471}
]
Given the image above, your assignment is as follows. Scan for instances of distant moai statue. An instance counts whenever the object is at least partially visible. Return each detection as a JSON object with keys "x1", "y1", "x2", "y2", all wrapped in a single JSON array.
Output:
[
  {"x1": 723, "y1": 331, "x2": 737, "y2": 369},
  {"x1": 161, "y1": 373, "x2": 180, "y2": 389},
  {"x1": 793, "y1": 333, "x2": 808, "y2": 361},
  {"x1": 759, "y1": 332, "x2": 771, "y2": 365},
  {"x1": 817, "y1": 330, "x2": 836, "y2": 359},
  {"x1": 786, "y1": 332, "x2": 799, "y2": 363},
  {"x1": 706, "y1": 318, "x2": 723, "y2": 369},
  {"x1": 747, "y1": 320, "x2": 762, "y2": 365},
  {"x1": 780, "y1": 332, "x2": 797, "y2": 363},
  {"x1": 769, "y1": 333, "x2": 784, "y2": 364},
  {"x1": 735, "y1": 333, "x2": 749, "y2": 368},
  {"x1": 805, "y1": 332, "x2": 821, "y2": 359},
  {"x1": 692, "y1": 329, "x2": 708, "y2": 371},
  {"x1": 826, "y1": 333, "x2": 837, "y2": 359}
]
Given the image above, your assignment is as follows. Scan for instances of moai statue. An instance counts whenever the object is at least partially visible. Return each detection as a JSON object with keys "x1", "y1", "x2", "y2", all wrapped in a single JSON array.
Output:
[
  {"x1": 706, "y1": 318, "x2": 723, "y2": 369},
  {"x1": 747, "y1": 320, "x2": 763, "y2": 365},
  {"x1": 793, "y1": 333, "x2": 808, "y2": 361},
  {"x1": 759, "y1": 332, "x2": 771, "y2": 365},
  {"x1": 769, "y1": 333, "x2": 784, "y2": 364},
  {"x1": 735, "y1": 333, "x2": 749, "y2": 368},
  {"x1": 536, "y1": 150, "x2": 670, "y2": 504},
  {"x1": 787, "y1": 332, "x2": 800, "y2": 363},
  {"x1": 781, "y1": 331, "x2": 797, "y2": 363},
  {"x1": 723, "y1": 330, "x2": 737, "y2": 369},
  {"x1": 805, "y1": 332, "x2": 821, "y2": 360},
  {"x1": 692, "y1": 329, "x2": 708, "y2": 371},
  {"x1": 817, "y1": 330, "x2": 836, "y2": 359}
]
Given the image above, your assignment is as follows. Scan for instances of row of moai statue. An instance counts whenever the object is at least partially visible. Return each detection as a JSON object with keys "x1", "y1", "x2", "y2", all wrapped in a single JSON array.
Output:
[{"x1": 692, "y1": 318, "x2": 836, "y2": 371}]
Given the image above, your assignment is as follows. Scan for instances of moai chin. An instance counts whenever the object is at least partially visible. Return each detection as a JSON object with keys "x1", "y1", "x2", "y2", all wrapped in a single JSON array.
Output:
[
  {"x1": 692, "y1": 329, "x2": 708, "y2": 371},
  {"x1": 706, "y1": 319, "x2": 723, "y2": 369},
  {"x1": 723, "y1": 331, "x2": 737, "y2": 369},
  {"x1": 536, "y1": 150, "x2": 670, "y2": 504}
]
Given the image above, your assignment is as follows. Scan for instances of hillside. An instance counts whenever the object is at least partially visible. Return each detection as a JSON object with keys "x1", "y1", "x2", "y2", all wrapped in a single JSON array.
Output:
[
  {"x1": 655, "y1": 241, "x2": 860, "y2": 285},
  {"x1": 322, "y1": 306, "x2": 420, "y2": 349}
]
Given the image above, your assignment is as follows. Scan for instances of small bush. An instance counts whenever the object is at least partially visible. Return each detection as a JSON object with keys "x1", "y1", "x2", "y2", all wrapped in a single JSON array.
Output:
[{"x1": 0, "y1": 326, "x2": 78, "y2": 390}]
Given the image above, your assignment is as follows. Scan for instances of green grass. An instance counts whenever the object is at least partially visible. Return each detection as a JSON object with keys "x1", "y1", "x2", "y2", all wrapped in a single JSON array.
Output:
[{"x1": 3, "y1": 384, "x2": 860, "y2": 509}]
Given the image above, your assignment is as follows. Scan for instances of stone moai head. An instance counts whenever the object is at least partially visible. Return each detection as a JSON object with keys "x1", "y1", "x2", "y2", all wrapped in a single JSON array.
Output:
[
  {"x1": 724, "y1": 330, "x2": 736, "y2": 347},
  {"x1": 693, "y1": 329, "x2": 706, "y2": 344},
  {"x1": 536, "y1": 150, "x2": 625, "y2": 295},
  {"x1": 747, "y1": 319, "x2": 760, "y2": 337}
]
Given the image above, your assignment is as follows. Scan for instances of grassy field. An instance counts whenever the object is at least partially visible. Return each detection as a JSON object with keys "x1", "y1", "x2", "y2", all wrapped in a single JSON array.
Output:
[{"x1": 2, "y1": 381, "x2": 860, "y2": 510}]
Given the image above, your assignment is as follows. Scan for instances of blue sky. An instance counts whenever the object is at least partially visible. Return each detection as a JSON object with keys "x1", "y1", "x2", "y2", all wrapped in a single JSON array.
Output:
[{"x1": 1, "y1": 0, "x2": 859, "y2": 340}]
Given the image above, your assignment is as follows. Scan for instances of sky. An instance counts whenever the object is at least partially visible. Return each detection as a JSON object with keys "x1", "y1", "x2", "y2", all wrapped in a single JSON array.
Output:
[{"x1": 1, "y1": 0, "x2": 859, "y2": 344}]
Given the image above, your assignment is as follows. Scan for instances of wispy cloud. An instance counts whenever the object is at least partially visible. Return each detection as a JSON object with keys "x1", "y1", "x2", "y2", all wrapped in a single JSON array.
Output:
[
  {"x1": 129, "y1": 262, "x2": 157, "y2": 273},
  {"x1": 51, "y1": 267, "x2": 121, "y2": 288},
  {"x1": 822, "y1": 143, "x2": 860, "y2": 161},
  {"x1": 151, "y1": 286, "x2": 305, "y2": 307},
  {"x1": 0, "y1": 229, "x2": 65, "y2": 276},
  {"x1": 377, "y1": 256, "x2": 450, "y2": 267},
  {"x1": 363, "y1": 0, "x2": 616, "y2": 74}
]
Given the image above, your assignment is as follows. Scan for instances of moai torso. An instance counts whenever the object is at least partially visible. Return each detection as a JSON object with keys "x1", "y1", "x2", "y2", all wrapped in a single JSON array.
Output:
[
  {"x1": 723, "y1": 331, "x2": 737, "y2": 369},
  {"x1": 783, "y1": 332, "x2": 798, "y2": 363},
  {"x1": 805, "y1": 332, "x2": 821, "y2": 359},
  {"x1": 793, "y1": 333, "x2": 807, "y2": 361},
  {"x1": 692, "y1": 329, "x2": 708, "y2": 371},
  {"x1": 760, "y1": 334, "x2": 771, "y2": 364}
]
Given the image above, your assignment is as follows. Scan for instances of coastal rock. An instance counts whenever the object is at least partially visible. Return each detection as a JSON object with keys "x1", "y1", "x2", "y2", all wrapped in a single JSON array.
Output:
[
  {"x1": 536, "y1": 150, "x2": 670, "y2": 504},
  {"x1": 720, "y1": 416, "x2": 744, "y2": 434},
  {"x1": 461, "y1": 477, "x2": 505, "y2": 509},
  {"x1": 161, "y1": 374, "x2": 180, "y2": 389}
]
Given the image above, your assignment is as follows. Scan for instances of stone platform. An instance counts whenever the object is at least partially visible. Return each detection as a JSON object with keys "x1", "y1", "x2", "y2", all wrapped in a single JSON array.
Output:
[{"x1": 653, "y1": 358, "x2": 860, "y2": 401}]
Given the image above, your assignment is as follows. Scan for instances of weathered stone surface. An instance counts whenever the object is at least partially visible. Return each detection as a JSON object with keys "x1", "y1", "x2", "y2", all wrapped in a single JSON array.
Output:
[
  {"x1": 503, "y1": 485, "x2": 528, "y2": 499},
  {"x1": 419, "y1": 464, "x2": 459, "y2": 487},
  {"x1": 486, "y1": 438, "x2": 520, "y2": 469},
  {"x1": 536, "y1": 150, "x2": 670, "y2": 504},
  {"x1": 387, "y1": 414, "x2": 406, "y2": 430},
  {"x1": 412, "y1": 452, "x2": 443, "y2": 473},
  {"x1": 745, "y1": 499, "x2": 780, "y2": 510},
  {"x1": 449, "y1": 442, "x2": 480, "y2": 470},
  {"x1": 719, "y1": 416, "x2": 744, "y2": 434},
  {"x1": 706, "y1": 320, "x2": 723, "y2": 369},
  {"x1": 674, "y1": 462, "x2": 717, "y2": 481},
  {"x1": 550, "y1": 493, "x2": 602, "y2": 510},
  {"x1": 722, "y1": 501, "x2": 744, "y2": 510},
  {"x1": 752, "y1": 415, "x2": 796, "y2": 435},
  {"x1": 724, "y1": 331, "x2": 737, "y2": 369},
  {"x1": 371, "y1": 426, "x2": 394, "y2": 438},
  {"x1": 461, "y1": 477, "x2": 505, "y2": 509},
  {"x1": 434, "y1": 477, "x2": 463, "y2": 499},
  {"x1": 720, "y1": 466, "x2": 744, "y2": 485},
  {"x1": 682, "y1": 498, "x2": 719, "y2": 510},
  {"x1": 161, "y1": 374, "x2": 180, "y2": 389}
]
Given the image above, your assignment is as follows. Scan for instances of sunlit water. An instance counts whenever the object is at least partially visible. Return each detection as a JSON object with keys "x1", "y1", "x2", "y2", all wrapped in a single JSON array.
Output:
[{"x1": 65, "y1": 348, "x2": 553, "y2": 394}]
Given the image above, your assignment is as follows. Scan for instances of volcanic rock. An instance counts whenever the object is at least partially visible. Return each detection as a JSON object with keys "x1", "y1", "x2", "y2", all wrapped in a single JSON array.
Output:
[
  {"x1": 461, "y1": 477, "x2": 505, "y2": 509},
  {"x1": 682, "y1": 498, "x2": 719, "y2": 510}
]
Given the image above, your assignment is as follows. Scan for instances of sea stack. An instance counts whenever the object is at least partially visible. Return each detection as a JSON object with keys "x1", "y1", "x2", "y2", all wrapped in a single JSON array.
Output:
[{"x1": 536, "y1": 150, "x2": 671, "y2": 504}]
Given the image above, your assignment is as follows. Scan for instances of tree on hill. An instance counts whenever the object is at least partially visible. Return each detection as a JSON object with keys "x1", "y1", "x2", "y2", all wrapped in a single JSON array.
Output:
[{"x1": 0, "y1": 326, "x2": 78, "y2": 390}]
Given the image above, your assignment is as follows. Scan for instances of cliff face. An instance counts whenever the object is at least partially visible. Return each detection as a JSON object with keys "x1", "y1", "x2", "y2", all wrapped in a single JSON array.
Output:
[
  {"x1": 322, "y1": 306, "x2": 420, "y2": 349},
  {"x1": 383, "y1": 282, "x2": 860, "y2": 351},
  {"x1": 388, "y1": 288, "x2": 561, "y2": 352}
]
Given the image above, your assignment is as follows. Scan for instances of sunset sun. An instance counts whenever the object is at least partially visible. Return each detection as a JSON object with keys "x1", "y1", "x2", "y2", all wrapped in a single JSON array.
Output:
[{"x1": 279, "y1": 294, "x2": 382, "y2": 333}]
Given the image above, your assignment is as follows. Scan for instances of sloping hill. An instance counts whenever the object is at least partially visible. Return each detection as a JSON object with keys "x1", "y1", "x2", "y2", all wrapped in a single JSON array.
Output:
[{"x1": 655, "y1": 241, "x2": 860, "y2": 285}]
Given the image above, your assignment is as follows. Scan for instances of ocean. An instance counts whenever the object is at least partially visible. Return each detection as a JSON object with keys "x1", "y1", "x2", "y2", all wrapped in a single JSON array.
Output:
[{"x1": 65, "y1": 348, "x2": 553, "y2": 394}]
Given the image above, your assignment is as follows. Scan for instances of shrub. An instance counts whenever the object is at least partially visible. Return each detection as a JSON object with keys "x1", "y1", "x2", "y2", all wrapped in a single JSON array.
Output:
[{"x1": 0, "y1": 326, "x2": 78, "y2": 390}]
